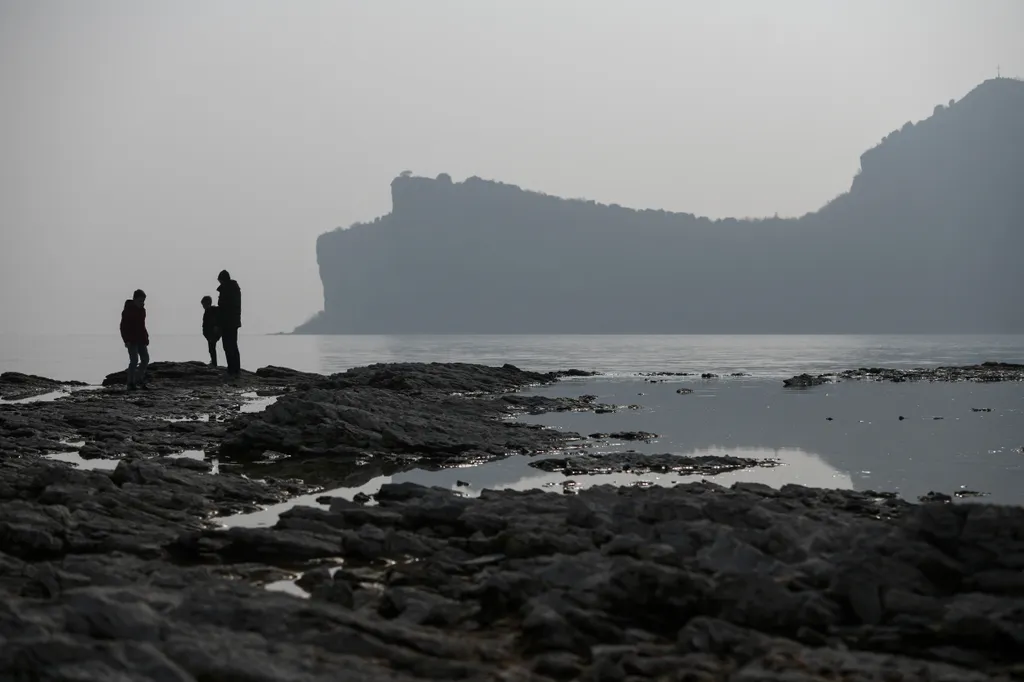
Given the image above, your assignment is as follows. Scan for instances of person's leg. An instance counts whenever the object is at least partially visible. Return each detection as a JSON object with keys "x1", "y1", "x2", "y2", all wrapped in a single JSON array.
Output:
[
  {"x1": 207, "y1": 337, "x2": 218, "y2": 367},
  {"x1": 126, "y1": 344, "x2": 139, "y2": 388},
  {"x1": 137, "y1": 345, "x2": 150, "y2": 386},
  {"x1": 231, "y1": 330, "x2": 241, "y2": 375},
  {"x1": 223, "y1": 327, "x2": 239, "y2": 375}
]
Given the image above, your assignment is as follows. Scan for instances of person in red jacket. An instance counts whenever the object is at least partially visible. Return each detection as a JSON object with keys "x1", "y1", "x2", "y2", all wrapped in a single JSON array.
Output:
[{"x1": 120, "y1": 289, "x2": 150, "y2": 390}]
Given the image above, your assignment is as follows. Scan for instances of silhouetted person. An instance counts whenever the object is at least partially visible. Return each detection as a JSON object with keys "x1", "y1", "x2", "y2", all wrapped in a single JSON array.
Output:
[
  {"x1": 217, "y1": 270, "x2": 242, "y2": 377},
  {"x1": 201, "y1": 295, "x2": 220, "y2": 367},
  {"x1": 120, "y1": 289, "x2": 149, "y2": 391}
]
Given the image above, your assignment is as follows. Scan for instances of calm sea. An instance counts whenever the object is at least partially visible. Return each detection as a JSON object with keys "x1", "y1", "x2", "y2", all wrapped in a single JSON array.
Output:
[
  {"x1": 1, "y1": 334, "x2": 1022, "y2": 384},
  {"x1": 5, "y1": 334, "x2": 1023, "y2": 514}
]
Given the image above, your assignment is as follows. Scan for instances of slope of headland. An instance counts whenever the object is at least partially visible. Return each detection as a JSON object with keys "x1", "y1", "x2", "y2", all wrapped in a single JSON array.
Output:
[{"x1": 299, "y1": 78, "x2": 1024, "y2": 334}]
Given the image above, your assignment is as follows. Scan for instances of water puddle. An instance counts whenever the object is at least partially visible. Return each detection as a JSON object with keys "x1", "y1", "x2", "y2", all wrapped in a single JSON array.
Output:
[
  {"x1": 239, "y1": 392, "x2": 280, "y2": 414},
  {"x1": 44, "y1": 450, "x2": 120, "y2": 471},
  {"x1": 264, "y1": 565, "x2": 344, "y2": 599},
  {"x1": 0, "y1": 385, "x2": 104, "y2": 405},
  {"x1": 219, "y1": 478, "x2": 385, "y2": 528},
  {"x1": 165, "y1": 449, "x2": 219, "y2": 474},
  {"x1": 216, "y1": 447, "x2": 848, "y2": 529},
  {"x1": 1, "y1": 390, "x2": 71, "y2": 405},
  {"x1": 264, "y1": 579, "x2": 310, "y2": 599}
]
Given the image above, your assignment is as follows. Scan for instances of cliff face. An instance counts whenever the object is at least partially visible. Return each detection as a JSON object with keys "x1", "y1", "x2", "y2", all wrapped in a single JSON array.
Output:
[{"x1": 299, "y1": 79, "x2": 1024, "y2": 334}]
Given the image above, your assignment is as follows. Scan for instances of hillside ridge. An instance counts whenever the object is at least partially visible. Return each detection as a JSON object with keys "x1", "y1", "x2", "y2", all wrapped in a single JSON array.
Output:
[{"x1": 299, "y1": 78, "x2": 1024, "y2": 334}]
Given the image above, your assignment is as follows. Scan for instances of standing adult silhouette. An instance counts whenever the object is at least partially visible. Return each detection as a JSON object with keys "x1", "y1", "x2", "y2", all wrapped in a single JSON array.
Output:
[
  {"x1": 216, "y1": 270, "x2": 242, "y2": 377},
  {"x1": 120, "y1": 289, "x2": 150, "y2": 390}
]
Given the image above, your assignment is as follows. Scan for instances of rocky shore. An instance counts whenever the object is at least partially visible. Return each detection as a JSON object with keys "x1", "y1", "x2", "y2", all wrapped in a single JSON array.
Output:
[
  {"x1": 784, "y1": 361, "x2": 1024, "y2": 387},
  {"x1": 1, "y1": 361, "x2": 1022, "y2": 680}
]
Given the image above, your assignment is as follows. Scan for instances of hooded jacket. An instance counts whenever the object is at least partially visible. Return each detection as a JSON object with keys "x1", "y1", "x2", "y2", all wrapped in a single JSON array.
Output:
[
  {"x1": 217, "y1": 279, "x2": 242, "y2": 329},
  {"x1": 120, "y1": 300, "x2": 149, "y2": 346}
]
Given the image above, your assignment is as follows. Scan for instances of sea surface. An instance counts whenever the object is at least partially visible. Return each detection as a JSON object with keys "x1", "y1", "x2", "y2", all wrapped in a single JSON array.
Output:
[
  {"x1": 3, "y1": 334, "x2": 1023, "y2": 518},
  {"x1": 1, "y1": 333, "x2": 1023, "y2": 385}
]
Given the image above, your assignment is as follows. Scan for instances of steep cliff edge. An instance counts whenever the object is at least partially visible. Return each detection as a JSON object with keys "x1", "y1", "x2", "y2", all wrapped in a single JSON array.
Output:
[{"x1": 298, "y1": 78, "x2": 1024, "y2": 334}]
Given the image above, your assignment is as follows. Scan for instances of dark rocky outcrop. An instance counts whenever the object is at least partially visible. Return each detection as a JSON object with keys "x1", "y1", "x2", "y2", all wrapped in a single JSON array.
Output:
[
  {"x1": 299, "y1": 79, "x2": 1024, "y2": 335},
  {"x1": 3, "y1": 474, "x2": 1023, "y2": 680},
  {"x1": 0, "y1": 372, "x2": 87, "y2": 401},
  {"x1": 4, "y1": 360, "x2": 1024, "y2": 679},
  {"x1": 530, "y1": 451, "x2": 779, "y2": 477},
  {"x1": 784, "y1": 362, "x2": 1024, "y2": 387},
  {"x1": 784, "y1": 373, "x2": 832, "y2": 388},
  {"x1": 217, "y1": 363, "x2": 601, "y2": 487}
]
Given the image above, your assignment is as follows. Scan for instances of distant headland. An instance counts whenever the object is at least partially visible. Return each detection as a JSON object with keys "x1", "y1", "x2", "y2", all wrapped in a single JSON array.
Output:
[{"x1": 297, "y1": 78, "x2": 1024, "y2": 334}]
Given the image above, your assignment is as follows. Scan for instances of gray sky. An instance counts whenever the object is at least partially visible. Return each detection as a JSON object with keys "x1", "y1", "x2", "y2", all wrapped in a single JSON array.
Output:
[{"x1": 1, "y1": 0, "x2": 1021, "y2": 335}]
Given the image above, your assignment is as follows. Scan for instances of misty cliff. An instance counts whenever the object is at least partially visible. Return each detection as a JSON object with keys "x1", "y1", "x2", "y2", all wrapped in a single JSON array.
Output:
[{"x1": 298, "y1": 78, "x2": 1024, "y2": 334}]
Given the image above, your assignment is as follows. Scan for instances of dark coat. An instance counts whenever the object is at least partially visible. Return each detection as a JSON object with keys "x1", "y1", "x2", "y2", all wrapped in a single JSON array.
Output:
[
  {"x1": 217, "y1": 279, "x2": 242, "y2": 329},
  {"x1": 202, "y1": 306, "x2": 220, "y2": 339},
  {"x1": 120, "y1": 300, "x2": 149, "y2": 345}
]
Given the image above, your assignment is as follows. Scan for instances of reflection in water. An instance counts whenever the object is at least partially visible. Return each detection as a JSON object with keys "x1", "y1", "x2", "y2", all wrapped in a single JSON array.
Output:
[
  {"x1": 239, "y1": 393, "x2": 280, "y2": 413},
  {"x1": 166, "y1": 449, "x2": 219, "y2": 474},
  {"x1": 221, "y1": 477, "x2": 388, "y2": 528},
  {"x1": 1, "y1": 390, "x2": 70, "y2": 405},
  {"x1": 518, "y1": 377, "x2": 1024, "y2": 504},
  {"x1": 264, "y1": 579, "x2": 311, "y2": 599},
  {"x1": 216, "y1": 375, "x2": 1024, "y2": 528},
  {"x1": 0, "y1": 385, "x2": 103, "y2": 405},
  {"x1": 44, "y1": 450, "x2": 120, "y2": 471},
  {"x1": 216, "y1": 448, "x2": 847, "y2": 529},
  {"x1": 485, "y1": 448, "x2": 851, "y2": 495}
]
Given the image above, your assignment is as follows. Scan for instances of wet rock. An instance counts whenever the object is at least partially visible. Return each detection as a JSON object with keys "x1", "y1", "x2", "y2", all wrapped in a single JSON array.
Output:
[
  {"x1": 0, "y1": 372, "x2": 87, "y2": 401},
  {"x1": 837, "y1": 362, "x2": 1024, "y2": 384},
  {"x1": 783, "y1": 373, "x2": 831, "y2": 388},
  {"x1": 953, "y1": 489, "x2": 989, "y2": 499},
  {"x1": 919, "y1": 491, "x2": 953, "y2": 504},
  {"x1": 4, "y1": 361, "x2": 1024, "y2": 680},
  {"x1": 3, "y1": 468, "x2": 1023, "y2": 679},
  {"x1": 218, "y1": 364, "x2": 592, "y2": 486},
  {"x1": 587, "y1": 431, "x2": 658, "y2": 442},
  {"x1": 529, "y1": 451, "x2": 778, "y2": 476}
]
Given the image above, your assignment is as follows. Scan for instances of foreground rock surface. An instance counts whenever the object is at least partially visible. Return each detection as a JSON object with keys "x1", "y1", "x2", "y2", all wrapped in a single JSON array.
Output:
[
  {"x1": 3, "y1": 360, "x2": 1024, "y2": 680},
  {"x1": 4, "y1": 478, "x2": 1024, "y2": 681}
]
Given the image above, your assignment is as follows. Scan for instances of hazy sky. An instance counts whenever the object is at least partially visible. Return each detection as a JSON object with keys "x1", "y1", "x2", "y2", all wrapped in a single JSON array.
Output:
[{"x1": 2, "y1": 1, "x2": 1022, "y2": 335}]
